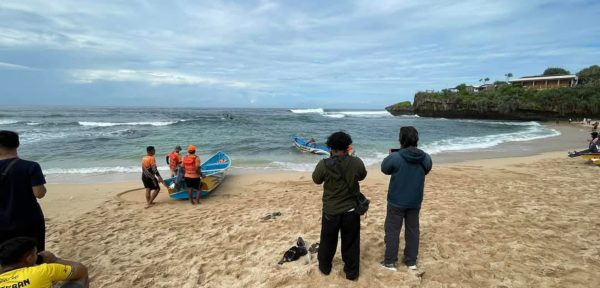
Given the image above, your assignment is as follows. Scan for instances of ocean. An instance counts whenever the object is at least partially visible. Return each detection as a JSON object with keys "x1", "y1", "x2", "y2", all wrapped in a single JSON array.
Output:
[{"x1": 0, "y1": 106, "x2": 560, "y2": 178}]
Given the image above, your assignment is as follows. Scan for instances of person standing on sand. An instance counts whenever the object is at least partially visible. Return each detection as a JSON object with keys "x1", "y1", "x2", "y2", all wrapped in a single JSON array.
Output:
[
  {"x1": 141, "y1": 146, "x2": 164, "y2": 207},
  {"x1": 0, "y1": 131, "x2": 48, "y2": 253},
  {"x1": 380, "y1": 126, "x2": 432, "y2": 271},
  {"x1": 312, "y1": 131, "x2": 367, "y2": 281},
  {"x1": 183, "y1": 145, "x2": 203, "y2": 205},
  {"x1": 166, "y1": 145, "x2": 182, "y2": 177}
]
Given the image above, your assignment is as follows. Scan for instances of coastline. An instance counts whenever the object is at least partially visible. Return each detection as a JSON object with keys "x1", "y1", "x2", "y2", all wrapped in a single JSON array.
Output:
[
  {"x1": 36, "y1": 122, "x2": 600, "y2": 287},
  {"x1": 41, "y1": 122, "x2": 588, "y2": 222}
]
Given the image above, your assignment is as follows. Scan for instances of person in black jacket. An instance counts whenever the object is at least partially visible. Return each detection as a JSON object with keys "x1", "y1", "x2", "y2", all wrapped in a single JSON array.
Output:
[
  {"x1": 0, "y1": 131, "x2": 48, "y2": 252},
  {"x1": 312, "y1": 131, "x2": 367, "y2": 281},
  {"x1": 380, "y1": 126, "x2": 432, "y2": 271}
]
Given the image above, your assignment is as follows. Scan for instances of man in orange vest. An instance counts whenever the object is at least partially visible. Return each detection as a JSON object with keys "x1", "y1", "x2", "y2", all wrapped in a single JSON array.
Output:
[
  {"x1": 142, "y1": 146, "x2": 164, "y2": 207},
  {"x1": 183, "y1": 145, "x2": 203, "y2": 205},
  {"x1": 166, "y1": 145, "x2": 182, "y2": 177}
]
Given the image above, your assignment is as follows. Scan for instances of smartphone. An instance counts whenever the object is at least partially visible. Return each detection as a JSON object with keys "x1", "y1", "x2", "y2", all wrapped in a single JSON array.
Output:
[{"x1": 389, "y1": 148, "x2": 400, "y2": 153}]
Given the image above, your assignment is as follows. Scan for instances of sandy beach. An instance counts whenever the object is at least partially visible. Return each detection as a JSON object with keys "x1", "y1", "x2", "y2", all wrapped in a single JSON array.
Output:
[{"x1": 38, "y1": 124, "x2": 600, "y2": 287}]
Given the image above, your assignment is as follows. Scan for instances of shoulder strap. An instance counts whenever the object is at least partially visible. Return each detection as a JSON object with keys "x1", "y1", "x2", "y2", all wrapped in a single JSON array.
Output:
[{"x1": 0, "y1": 158, "x2": 19, "y2": 183}]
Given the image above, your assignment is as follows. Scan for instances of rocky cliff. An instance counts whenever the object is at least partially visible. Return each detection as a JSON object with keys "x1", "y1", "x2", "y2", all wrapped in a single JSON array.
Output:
[{"x1": 387, "y1": 84, "x2": 600, "y2": 120}]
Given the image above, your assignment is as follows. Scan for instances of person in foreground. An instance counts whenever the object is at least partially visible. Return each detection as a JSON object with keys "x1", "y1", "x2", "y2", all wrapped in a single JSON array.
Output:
[
  {"x1": 183, "y1": 145, "x2": 203, "y2": 205},
  {"x1": 0, "y1": 237, "x2": 89, "y2": 288},
  {"x1": 0, "y1": 131, "x2": 48, "y2": 252},
  {"x1": 380, "y1": 126, "x2": 432, "y2": 271},
  {"x1": 312, "y1": 131, "x2": 367, "y2": 281},
  {"x1": 166, "y1": 145, "x2": 182, "y2": 177},
  {"x1": 141, "y1": 146, "x2": 164, "y2": 207}
]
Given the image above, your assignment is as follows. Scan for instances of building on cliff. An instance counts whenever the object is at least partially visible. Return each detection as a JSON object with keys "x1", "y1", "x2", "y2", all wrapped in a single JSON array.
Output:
[{"x1": 509, "y1": 75, "x2": 578, "y2": 89}]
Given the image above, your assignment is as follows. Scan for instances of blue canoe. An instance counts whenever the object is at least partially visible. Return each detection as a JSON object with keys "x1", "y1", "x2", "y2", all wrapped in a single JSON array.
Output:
[
  {"x1": 164, "y1": 151, "x2": 231, "y2": 200},
  {"x1": 293, "y1": 136, "x2": 330, "y2": 155}
]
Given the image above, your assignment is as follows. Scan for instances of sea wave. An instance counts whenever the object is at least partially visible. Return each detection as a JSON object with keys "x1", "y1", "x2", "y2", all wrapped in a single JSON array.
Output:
[
  {"x1": 44, "y1": 165, "x2": 171, "y2": 175},
  {"x1": 289, "y1": 108, "x2": 325, "y2": 114},
  {"x1": 454, "y1": 119, "x2": 541, "y2": 126},
  {"x1": 323, "y1": 111, "x2": 393, "y2": 118},
  {"x1": 421, "y1": 126, "x2": 561, "y2": 155},
  {"x1": 78, "y1": 121, "x2": 177, "y2": 127},
  {"x1": 0, "y1": 120, "x2": 19, "y2": 125}
]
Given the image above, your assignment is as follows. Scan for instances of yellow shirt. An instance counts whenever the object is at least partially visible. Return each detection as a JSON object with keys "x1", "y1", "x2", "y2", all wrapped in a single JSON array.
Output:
[{"x1": 0, "y1": 263, "x2": 72, "y2": 288}]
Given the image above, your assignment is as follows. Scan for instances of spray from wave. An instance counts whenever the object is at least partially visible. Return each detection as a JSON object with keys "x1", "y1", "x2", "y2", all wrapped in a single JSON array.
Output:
[{"x1": 78, "y1": 121, "x2": 177, "y2": 127}]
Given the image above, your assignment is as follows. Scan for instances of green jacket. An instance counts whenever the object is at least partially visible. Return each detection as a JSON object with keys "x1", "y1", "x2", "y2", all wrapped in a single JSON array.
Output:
[{"x1": 312, "y1": 155, "x2": 367, "y2": 215}]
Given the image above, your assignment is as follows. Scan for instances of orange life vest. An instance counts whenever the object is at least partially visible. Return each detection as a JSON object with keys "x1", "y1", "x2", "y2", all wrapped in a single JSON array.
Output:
[
  {"x1": 168, "y1": 151, "x2": 180, "y2": 170},
  {"x1": 183, "y1": 155, "x2": 200, "y2": 178}
]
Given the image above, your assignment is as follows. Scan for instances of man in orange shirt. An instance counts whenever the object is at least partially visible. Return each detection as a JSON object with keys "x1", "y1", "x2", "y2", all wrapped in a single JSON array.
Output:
[
  {"x1": 183, "y1": 145, "x2": 202, "y2": 205},
  {"x1": 142, "y1": 146, "x2": 164, "y2": 207},
  {"x1": 165, "y1": 145, "x2": 182, "y2": 177}
]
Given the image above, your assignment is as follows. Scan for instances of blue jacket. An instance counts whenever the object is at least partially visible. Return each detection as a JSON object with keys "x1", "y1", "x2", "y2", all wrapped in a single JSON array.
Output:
[{"x1": 381, "y1": 147, "x2": 432, "y2": 208}]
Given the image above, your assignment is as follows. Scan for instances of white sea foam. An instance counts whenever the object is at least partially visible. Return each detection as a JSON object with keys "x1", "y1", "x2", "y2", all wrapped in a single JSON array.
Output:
[
  {"x1": 289, "y1": 108, "x2": 325, "y2": 114},
  {"x1": 322, "y1": 114, "x2": 345, "y2": 118},
  {"x1": 421, "y1": 126, "x2": 561, "y2": 155},
  {"x1": 78, "y1": 121, "x2": 177, "y2": 127},
  {"x1": 323, "y1": 111, "x2": 393, "y2": 118},
  {"x1": 454, "y1": 119, "x2": 541, "y2": 126},
  {"x1": 268, "y1": 161, "x2": 317, "y2": 171},
  {"x1": 26, "y1": 122, "x2": 41, "y2": 126},
  {"x1": 44, "y1": 165, "x2": 171, "y2": 175},
  {"x1": 0, "y1": 120, "x2": 19, "y2": 125}
]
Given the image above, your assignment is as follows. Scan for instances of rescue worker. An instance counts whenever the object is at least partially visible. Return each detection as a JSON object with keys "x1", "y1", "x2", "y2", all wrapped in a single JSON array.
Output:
[
  {"x1": 166, "y1": 145, "x2": 182, "y2": 177},
  {"x1": 142, "y1": 146, "x2": 164, "y2": 207},
  {"x1": 183, "y1": 145, "x2": 203, "y2": 205}
]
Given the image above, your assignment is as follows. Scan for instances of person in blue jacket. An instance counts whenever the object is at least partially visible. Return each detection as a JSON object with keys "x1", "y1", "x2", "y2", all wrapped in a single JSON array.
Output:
[{"x1": 380, "y1": 126, "x2": 432, "y2": 271}]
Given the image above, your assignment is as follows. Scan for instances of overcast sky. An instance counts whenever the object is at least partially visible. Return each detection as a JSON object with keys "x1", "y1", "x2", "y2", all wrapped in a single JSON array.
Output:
[{"x1": 1, "y1": 0, "x2": 599, "y2": 109}]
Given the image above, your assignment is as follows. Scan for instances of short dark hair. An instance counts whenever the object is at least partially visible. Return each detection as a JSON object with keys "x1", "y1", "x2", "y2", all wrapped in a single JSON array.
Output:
[
  {"x1": 0, "y1": 237, "x2": 37, "y2": 266},
  {"x1": 146, "y1": 146, "x2": 155, "y2": 153},
  {"x1": 0, "y1": 130, "x2": 20, "y2": 149},
  {"x1": 326, "y1": 131, "x2": 352, "y2": 151},
  {"x1": 399, "y1": 126, "x2": 419, "y2": 148}
]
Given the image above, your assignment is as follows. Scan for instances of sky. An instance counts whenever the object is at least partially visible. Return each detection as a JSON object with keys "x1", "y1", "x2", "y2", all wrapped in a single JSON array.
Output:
[{"x1": 0, "y1": 0, "x2": 599, "y2": 109}]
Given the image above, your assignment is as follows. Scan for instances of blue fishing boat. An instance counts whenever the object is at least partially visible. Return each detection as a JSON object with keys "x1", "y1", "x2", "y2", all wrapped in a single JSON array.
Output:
[
  {"x1": 293, "y1": 136, "x2": 330, "y2": 155},
  {"x1": 165, "y1": 151, "x2": 231, "y2": 199}
]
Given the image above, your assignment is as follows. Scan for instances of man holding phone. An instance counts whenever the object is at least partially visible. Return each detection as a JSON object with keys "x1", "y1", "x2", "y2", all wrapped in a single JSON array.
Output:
[{"x1": 380, "y1": 126, "x2": 432, "y2": 271}]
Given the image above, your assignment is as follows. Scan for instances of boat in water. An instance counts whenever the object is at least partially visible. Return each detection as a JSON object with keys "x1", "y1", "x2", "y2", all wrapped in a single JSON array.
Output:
[
  {"x1": 293, "y1": 136, "x2": 330, "y2": 155},
  {"x1": 164, "y1": 151, "x2": 231, "y2": 199}
]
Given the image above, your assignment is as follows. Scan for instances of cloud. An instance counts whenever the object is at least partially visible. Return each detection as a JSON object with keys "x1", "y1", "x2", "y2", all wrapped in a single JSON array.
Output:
[
  {"x1": 0, "y1": 0, "x2": 599, "y2": 108},
  {"x1": 70, "y1": 69, "x2": 262, "y2": 89},
  {"x1": 0, "y1": 61, "x2": 34, "y2": 70}
]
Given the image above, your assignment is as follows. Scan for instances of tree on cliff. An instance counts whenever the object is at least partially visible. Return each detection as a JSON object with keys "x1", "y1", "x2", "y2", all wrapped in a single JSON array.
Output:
[
  {"x1": 577, "y1": 65, "x2": 600, "y2": 85},
  {"x1": 542, "y1": 67, "x2": 570, "y2": 76},
  {"x1": 504, "y1": 72, "x2": 513, "y2": 81}
]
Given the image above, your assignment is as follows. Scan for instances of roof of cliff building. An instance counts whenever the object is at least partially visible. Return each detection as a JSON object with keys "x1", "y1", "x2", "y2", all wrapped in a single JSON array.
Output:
[{"x1": 509, "y1": 75, "x2": 578, "y2": 82}]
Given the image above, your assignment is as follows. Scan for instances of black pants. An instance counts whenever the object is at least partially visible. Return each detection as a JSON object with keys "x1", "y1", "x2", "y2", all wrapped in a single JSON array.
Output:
[
  {"x1": 384, "y1": 206, "x2": 420, "y2": 266},
  {"x1": 318, "y1": 211, "x2": 360, "y2": 280},
  {"x1": 0, "y1": 222, "x2": 46, "y2": 251}
]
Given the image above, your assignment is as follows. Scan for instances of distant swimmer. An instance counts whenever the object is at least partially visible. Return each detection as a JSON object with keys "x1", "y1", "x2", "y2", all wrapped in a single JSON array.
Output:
[
  {"x1": 142, "y1": 146, "x2": 164, "y2": 207},
  {"x1": 166, "y1": 145, "x2": 182, "y2": 177},
  {"x1": 223, "y1": 113, "x2": 234, "y2": 120}
]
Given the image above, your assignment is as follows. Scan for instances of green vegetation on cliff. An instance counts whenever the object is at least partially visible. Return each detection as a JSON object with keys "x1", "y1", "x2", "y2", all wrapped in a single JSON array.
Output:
[
  {"x1": 387, "y1": 65, "x2": 600, "y2": 119},
  {"x1": 415, "y1": 81, "x2": 600, "y2": 116}
]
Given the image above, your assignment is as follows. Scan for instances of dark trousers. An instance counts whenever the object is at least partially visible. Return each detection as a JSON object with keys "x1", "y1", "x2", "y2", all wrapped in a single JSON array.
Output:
[
  {"x1": 318, "y1": 211, "x2": 360, "y2": 280},
  {"x1": 0, "y1": 222, "x2": 46, "y2": 251},
  {"x1": 384, "y1": 206, "x2": 420, "y2": 266}
]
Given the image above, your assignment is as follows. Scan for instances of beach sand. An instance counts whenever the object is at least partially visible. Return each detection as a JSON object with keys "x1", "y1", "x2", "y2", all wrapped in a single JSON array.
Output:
[{"x1": 39, "y1": 125, "x2": 600, "y2": 287}]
